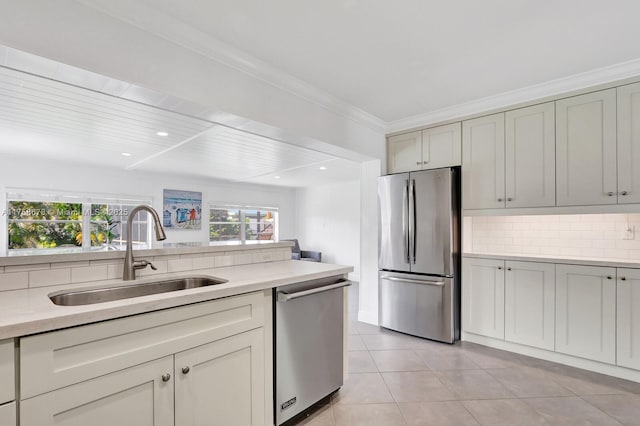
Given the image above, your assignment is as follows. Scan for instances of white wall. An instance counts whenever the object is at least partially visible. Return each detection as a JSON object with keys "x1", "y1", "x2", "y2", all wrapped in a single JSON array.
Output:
[
  {"x1": 0, "y1": 156, "x2": 296, "y2": 255},
  {"x1": 294, "y1": 180, "x2": 361, "y2": 282}
]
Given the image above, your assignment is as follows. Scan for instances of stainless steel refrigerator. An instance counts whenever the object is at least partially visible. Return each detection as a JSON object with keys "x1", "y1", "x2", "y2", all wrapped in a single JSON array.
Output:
[{"x1": 378, "y1": 167, "x2": 460, "y2": 343}]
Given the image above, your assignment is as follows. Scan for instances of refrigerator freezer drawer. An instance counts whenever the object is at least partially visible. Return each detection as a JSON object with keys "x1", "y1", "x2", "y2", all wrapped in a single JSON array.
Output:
[{"x1": 379, "y1": 271, "x2": 455, "y2": 343}]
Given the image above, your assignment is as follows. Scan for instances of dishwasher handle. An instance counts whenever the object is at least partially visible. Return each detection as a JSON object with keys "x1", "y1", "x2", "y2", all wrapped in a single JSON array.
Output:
[
  {"x1": 380, "y1": 275, "x2": 445, "y2": 287},
  {"x1": 277, "y1": 280, "x2": 351, "y2": 302}
]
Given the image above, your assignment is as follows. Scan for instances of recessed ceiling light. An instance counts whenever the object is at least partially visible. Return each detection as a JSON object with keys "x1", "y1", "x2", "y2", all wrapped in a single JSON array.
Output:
[
  {"x1": 274, "y1": 176, "x2": 281, "y2": 179},
  {"x1": 319, "y1": 166, "x2": 327, "y2": 170},
  {"x1": 156, "y1": 131, "x2": 169, "y2": 137},
  {"x1": 121, "y1": 152, "x2": 131, "y2": 157}
]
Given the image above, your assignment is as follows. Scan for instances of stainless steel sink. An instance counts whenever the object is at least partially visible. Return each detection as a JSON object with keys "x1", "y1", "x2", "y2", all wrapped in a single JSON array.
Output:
[{"x1": 49, "y1": 276, "x2": 229, "y2": 306}]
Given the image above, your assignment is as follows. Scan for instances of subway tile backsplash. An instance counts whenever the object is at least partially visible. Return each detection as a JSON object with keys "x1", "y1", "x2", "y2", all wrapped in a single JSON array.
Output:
[
  {"x1": 469, "y1": 214, "x2": 640, "y2": 260},
  {"x1": 0, "y1": 247, "x2": 292, "y2": 291}
]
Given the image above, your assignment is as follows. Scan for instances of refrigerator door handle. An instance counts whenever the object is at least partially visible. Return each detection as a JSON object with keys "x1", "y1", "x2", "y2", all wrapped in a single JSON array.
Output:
[
  {"x1": 380, "y1": 275, "x2": 445, "y2": 287},
  {"x1": 402, "y1": 179, "x2": 409, "y2": 263},
  {"x1": 409, "y1": 179, "x2": 416, "y2": 264}
]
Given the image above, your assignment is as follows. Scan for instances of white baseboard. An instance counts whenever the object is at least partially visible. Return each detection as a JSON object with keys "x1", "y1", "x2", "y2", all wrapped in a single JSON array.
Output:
[
  {"x1": 357, "y1": 309, "x2": 378, "y2": 326},
  {"x1": 462, "y1": 332, "x2": 640, "y2": 383}
]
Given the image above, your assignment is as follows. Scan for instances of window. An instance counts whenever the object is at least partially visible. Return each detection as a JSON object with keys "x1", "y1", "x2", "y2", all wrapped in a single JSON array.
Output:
[
  {"x1": 5, "y1": 190, "x2": 152, "y2": 255},
  {"x1": 209, "y1": 205, "x2": 277, "y2": 243}
]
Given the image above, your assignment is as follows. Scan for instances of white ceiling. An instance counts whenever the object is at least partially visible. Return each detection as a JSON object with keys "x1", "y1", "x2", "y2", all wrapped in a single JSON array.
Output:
[
  {"x1": 0, "y1": 62, "x2": 361, "y2": 187},
  {"x1": 124, "y1": 0, "x2": 640, "y2": 123}
]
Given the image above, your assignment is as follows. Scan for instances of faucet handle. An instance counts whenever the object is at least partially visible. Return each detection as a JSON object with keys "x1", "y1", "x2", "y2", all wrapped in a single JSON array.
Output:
[
  {"x1": 133, "y1": 259, "x2": 157, "y2": 271},
  {"x1": 149, "y1": 262, "x2": 158, "y2": 271}
]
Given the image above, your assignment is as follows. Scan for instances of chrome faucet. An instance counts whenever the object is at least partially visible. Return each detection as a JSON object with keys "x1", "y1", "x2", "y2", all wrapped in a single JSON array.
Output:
[{"x1": 123, "y1": 205, "x2": 167, "y2": 281}]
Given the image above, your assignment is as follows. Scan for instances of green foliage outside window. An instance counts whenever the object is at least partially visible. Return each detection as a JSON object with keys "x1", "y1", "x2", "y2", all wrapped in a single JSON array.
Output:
[{"x1": 8, "y1": 201, "x2": 82, "y2": 249}]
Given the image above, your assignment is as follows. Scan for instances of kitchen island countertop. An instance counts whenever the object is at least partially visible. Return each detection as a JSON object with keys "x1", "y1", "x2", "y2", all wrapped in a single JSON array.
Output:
[{"x1": 0, "y1": 260, "x2": 353, "y2": 340}]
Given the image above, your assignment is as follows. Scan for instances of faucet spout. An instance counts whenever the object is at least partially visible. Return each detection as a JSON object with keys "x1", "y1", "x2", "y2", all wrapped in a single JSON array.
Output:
[{"x1": 123, "y1": 205, "x2": 166, "y2": 281}]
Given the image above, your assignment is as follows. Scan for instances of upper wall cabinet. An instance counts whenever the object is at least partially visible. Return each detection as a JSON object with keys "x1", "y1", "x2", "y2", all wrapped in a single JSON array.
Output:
[
  {"x1": 617, "y1": 82, "x2": 640, "y2": 204},
  {"x1": 462, "y1": 113, "x2": 506, "y2": 209},
  {"x1": 420, "y1": 123, "x2": 462, "y2": 170},
  {"x1": 387, "y1": 131, "x2": 421, "y2": 173},
  {"x1": 387, "y1": 123, "x2": 461, "y2": 174},
  {"x1": 505, "y1": 102, "x2": 556, "y2": 208},
  {"x1": 556, "y1": 89, "x2": 617, "y2": 206}
]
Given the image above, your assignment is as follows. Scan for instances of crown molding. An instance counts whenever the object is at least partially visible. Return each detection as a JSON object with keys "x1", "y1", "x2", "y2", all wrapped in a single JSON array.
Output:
[
  {"x1": 77, "y1": 0, "x2": 388, "y2": 133},
  {"x1": 388, "y1": 57, "x2": 640, "y2": 134}
]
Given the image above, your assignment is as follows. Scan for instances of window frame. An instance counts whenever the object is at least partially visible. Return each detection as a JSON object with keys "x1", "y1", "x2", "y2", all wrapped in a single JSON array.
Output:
[
  {"x1": 4, "y1": 189, "x2": 153, "y2": 256},
  {"x1": 209, "y1": 204, "x2": 278, "y2": 243}
]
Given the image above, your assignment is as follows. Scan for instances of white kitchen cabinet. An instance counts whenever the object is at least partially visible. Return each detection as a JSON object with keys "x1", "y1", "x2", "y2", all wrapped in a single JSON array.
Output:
[
  {"x1": 504, "y1": 261, "x2": 555, "y2": 351},
  {"x1": 0, "y1": 339, "x2": 14, "y2": 404},
  {"x1": 420, "y1": 122, "x2": 462, "y2": 169},
  {"x1": 617, "y1": 82, "x2": 640, "y2": 204},
  {"x1": 555, "y1": 264, "x2": 616, "y2": 364},
  {"x1": 21, "y1": 356, "x2": 174, "y2": 426},
  {"x1": 387, "y1": 131, "x2": 421, "y2": 173},
  {"x1": 462, "y1": 257, "x2": 505, "y2": 339},
  {"x1": 175, "y1": 328, "x2": 264, "y2": 426},
  {"x1": 505, "y1": 102, "x2": 556, "y2": 208},
  {"x1": 462, "y1": 113, "x2": 506, "y2": 209},
  {"x1": 0, "y1": 402, "x2": 15, "y2": 426},
  {"x1": 556, "y1": 89, "x2": 617, "y2": 206},
  {"x1": 617, "y1": 268, "x2": 640, "y2": 370},
  {"x1": 20, "y1": 291, "x2": 271, "y2": 425}
]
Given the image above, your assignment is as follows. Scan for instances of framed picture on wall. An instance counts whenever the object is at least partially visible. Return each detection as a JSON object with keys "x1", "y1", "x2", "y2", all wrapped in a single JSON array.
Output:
[{"x1": 162, "y1": 189, "x2": 202, "y2": 230}]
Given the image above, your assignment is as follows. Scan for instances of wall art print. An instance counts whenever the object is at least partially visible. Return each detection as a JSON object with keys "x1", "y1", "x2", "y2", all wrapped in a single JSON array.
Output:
[{"x1": 162, "y1": 189, "x2": 202, "y2": 230}]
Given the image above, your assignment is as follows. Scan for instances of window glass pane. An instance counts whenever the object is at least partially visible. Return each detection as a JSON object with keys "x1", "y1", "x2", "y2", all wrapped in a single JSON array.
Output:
[
  {"x1": 90, "y1": 203, "x2": 149, "y2": 250},
  {"x1": 8, "y1": 221, "x2": 82, "y2": 249},
  {"x1": 8, "y1": 201, "x2": 83, "y2": 250},
  {"x1": 209, "y1": 208, "x2": 241, "y2": 242},
  {"x1": 245, "y1": 209, "x2": 276, "y2": 241}
]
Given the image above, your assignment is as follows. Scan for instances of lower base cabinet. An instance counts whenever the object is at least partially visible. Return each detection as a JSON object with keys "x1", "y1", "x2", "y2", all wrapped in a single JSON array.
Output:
[
  {"x1": 19, "y1": 291, "x2": 270, "y2": 426},
  {"x1": 175, "y1": 328, "x2": 264, "y2": 426},
  {"x1": 504, "y1": 261, "x2": 555, "y2": 351},
  {"x1": 0, "y1": 402, "x2": 16, "y2": 426},
  {"x1": 462, "y1": 258, "x2": 505, "y2": 339},
  {"x1": 555, "y1": 264, "x2": 616, "y2": 364},
  {"x1": 21, "y1": 356, "x2": 174, "y2": 426},
  {"x1": 617, "y1": 268, "x2": 640, "y2": 370}
]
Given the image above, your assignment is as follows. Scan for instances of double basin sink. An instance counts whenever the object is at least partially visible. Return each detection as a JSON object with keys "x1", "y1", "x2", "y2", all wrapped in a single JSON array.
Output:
[{"x1": 49, "y1": 276, "x2": 229, "y2": 306}]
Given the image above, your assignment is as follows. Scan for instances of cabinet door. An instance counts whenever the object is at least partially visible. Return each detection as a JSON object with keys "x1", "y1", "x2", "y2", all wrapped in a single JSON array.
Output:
[
  {"x1": 175, "y1": 328, "x2": 265, "y2": 426},
  {"x1": 421, "y1": 122, "x2": 461, "y2": 169},
  {"x1": 556, "y1": 89, "x2": 617, "y2": 206},
  {"x1": 462, "y1": 258, "x2": 505, "y2": 339},
  {"x1": 555, "y1": 265, "x2": 616, "y2": 364},
  {"x1": 462, "y1": 113, "x2": 505, "y2": 209},
  {"x1": 617, "y1": 268, "x2": 640, "y2": 370},
  {"x1": 617, "y1": 83, "x2": 640, "y2": 204},
  {"x1": 0, "y1": 339, "x2": 14, "y2": 404},
  {"x1": 504, "y1": 261, "x2": 555, "y2": 351},
  {"x1": 21, "y1": 356, "x2": 173, "y2": 426},
  {"x1": 505, "y1": 102, "x2": 556, "y2": 208},
  {"x1": 0, "y1": 402, "x2": 16, "y2": 426},
  {"x1": 387, "y1": 131, "x2": 422, "y2": 173}
]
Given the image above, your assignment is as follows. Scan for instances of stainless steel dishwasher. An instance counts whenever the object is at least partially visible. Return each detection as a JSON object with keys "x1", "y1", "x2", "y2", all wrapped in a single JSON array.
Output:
[{"x1": 274, "y1": 275, "x2": 351, "y2": 425}]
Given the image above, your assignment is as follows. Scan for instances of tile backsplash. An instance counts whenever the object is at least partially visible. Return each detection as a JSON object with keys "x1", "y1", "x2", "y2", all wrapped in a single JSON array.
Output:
[
  {"x1": 467, "y1": 214, "x2": 640, "y2": 260},
  {"x1": 0, "y1": 247, "x2": 292, "y2": 292}
]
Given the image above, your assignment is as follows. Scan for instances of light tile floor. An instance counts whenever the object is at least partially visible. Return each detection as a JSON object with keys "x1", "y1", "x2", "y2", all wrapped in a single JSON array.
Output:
[{"x1": 291, "y1": 284, "x2": 640, "y2": 425}]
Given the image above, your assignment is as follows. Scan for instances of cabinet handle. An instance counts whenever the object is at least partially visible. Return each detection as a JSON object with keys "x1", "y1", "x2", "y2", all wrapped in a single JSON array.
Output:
[
  {"x1": 621, "y1": 276, "x2": 627, "y2": 281},
  {"x1": 621, "y1": 191, "x2": 629, "y2": 196},
  {"x1": 606, "y1": 276, "x2": 613, "y2": 280},
  {"x1": 507, "y1": 197, "x2": 513, "y2": 202},
  {"x1": 416, "y1": 161, "x2": 421, "y2": 165},
  {"x1": 497, "y1": 198, "x2": 503, "y2": 202},
  {"x1": 507, "y1": 267, "x2": 512, "y2": 271},
  {"x1": 607, "y1": 192, "x2": 614, "y2": 196},
  {"x1": 182, "y1": 366, "x2": 191, "y2": 375},
  {"x1": 497, "y1": 266, "x2": 503, "y2": 270},
  {"x1": 422, "y1": 161, "x2": 429, "y2": 164},
  {"x1": 162, "y1": 373, "x2": 171, "y2": 382}
]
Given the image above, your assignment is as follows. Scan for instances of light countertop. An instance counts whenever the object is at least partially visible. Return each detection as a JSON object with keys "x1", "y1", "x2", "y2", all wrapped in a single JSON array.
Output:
[
  {"x1": 0, "y1": 260, "x2": 352, "y2": 340},
  {"x1": 463, "y1": 252, "x2": 640, "y2": 269}
]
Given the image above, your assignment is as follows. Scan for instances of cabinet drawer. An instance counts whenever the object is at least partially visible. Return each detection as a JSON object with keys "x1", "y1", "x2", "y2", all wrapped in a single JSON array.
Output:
[
  {"x1": 21, "y1": 291, "x2": 264, "y2": 398},
  {"x1": 0, "y1": 402, "x2": 16, "y2": 426},
  {"x1": 0, "y1": 340, "x2": 14, "y2": 404}
]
